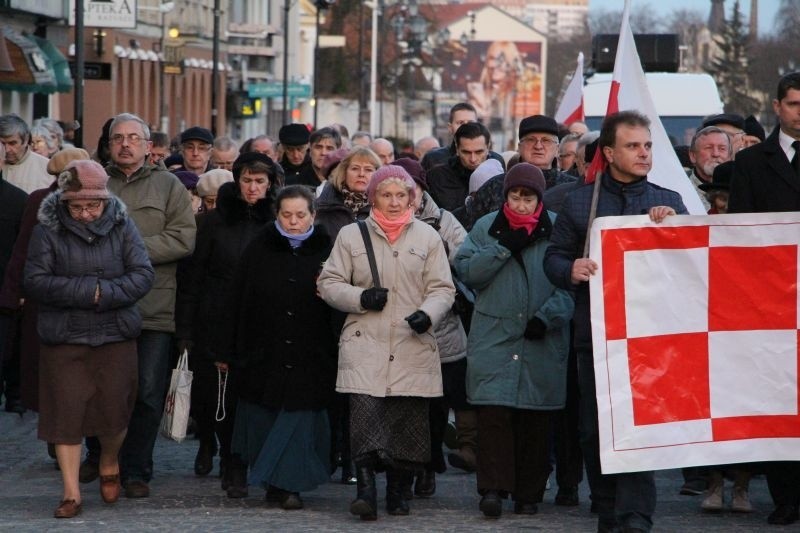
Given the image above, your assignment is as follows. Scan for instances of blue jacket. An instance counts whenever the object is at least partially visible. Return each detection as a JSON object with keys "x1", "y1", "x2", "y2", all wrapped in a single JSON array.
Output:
[
  {"x1": 455, "y1": 208, "x2": 574, "y2": 409},
  {"x1": 544, "y1": 173, "x2": 688, "y2": 350},
  {"x1": 24, "y1": 193, "x2": 154, "y2": 346}
]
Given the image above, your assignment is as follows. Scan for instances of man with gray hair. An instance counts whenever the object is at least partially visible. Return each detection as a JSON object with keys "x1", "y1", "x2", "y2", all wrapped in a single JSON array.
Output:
[
  {"x1": 351, "y1": 131, "x2": 372, "y2": 148},
  {"x1": 0, "y1": 114, "x2": 50, "y2": 193},
  {"x1": 688, "y1": 126, "x2": 732, "y2": 212},
  {"x1": 370, "y1": 137, "x2": 395, "y2": 166},
  {"x1": 105, "y1": 112, "x2": 196, "y2": 499},
  {"x1": 415, "y1": 136, "x2": 440, "y2": 161},
  {"x1": 211, "y1": 136, "x2": 239, "y2": 171}
]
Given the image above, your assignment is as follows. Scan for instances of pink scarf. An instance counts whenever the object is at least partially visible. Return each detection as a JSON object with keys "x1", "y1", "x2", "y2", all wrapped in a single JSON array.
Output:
[
  {"x1": 503, "y1": 201, "x2": 543, "y2": 235},
  {"x1": 371, "y1": 207, "x2": 413, "y2": 244}
]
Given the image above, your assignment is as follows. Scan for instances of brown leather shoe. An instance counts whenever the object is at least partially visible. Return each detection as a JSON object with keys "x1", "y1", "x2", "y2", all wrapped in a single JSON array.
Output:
[
  {"x1": 124, "y1": 480, "x2": 150, "y2": 498},
  {"x1": 100, "y1": 474, "x2": 121, "y2": 503},
  {"x1": 54, "y1": 499, "x2": 82, "y2": 518}
]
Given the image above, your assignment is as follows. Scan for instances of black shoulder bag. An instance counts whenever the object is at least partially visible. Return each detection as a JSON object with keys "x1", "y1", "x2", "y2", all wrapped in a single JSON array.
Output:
[{"x1": 357, "y1": 220, "x2": 381, "y2": 289}]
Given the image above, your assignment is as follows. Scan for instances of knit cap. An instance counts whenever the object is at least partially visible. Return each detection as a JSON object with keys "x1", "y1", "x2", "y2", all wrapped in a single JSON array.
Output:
[
  {"x1": 469, "y1": 159, "x2": 503, "y2": 194},
  {"x1": 502, "y1": 162, "x2": 546, "y2": 200},
  {"x1": 366, "y1": 165, "x2": 417, "y2": 204},
  {"x1": 393, "y1": 157, "x2": 428, "y2": 191},
  {"x1": 59, "y1": 160, "x2": 110, "y2": 200},
  {"x1": 197, "y1": 169, "x2": 234, "y2": 197}
]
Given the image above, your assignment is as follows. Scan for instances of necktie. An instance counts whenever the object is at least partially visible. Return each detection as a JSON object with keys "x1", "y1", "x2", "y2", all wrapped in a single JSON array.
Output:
[{"x1": 793, "y1": 140, "x2": 800, "y2": 177}]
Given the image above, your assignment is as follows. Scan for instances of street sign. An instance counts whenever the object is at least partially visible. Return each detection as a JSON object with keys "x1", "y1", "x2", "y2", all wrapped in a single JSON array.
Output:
[{"x1": 248, "y1": 81, "x2": 311, "y2": 99}]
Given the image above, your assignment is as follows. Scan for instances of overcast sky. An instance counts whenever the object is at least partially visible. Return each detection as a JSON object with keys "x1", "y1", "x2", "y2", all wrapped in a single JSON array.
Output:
[{"x1": 588, "y1": 0, "x2": 780, "y2": 35}]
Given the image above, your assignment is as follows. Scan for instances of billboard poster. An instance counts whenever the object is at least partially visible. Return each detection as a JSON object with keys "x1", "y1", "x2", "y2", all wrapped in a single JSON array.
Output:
[
  {"x1": 442, "y1": 40, "x2": 543, "y2": 132},
  {"x1": 69, "y1": 0, "x2": 138, "y2": 29}
]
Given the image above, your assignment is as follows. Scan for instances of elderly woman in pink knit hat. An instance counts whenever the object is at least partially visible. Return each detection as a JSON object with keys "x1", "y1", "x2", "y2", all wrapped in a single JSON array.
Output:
[
  {"x1": 317, "y1": 165, "x2": 455, "y2": 520},
  {"x1": 24, "y1": 160, "x2": 154, "y2": 519}
]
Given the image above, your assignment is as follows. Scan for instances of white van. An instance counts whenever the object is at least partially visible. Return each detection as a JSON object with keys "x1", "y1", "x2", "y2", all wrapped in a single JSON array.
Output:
[{"x1": 583, "y1": 72, "x2": 724, "y2": 146}]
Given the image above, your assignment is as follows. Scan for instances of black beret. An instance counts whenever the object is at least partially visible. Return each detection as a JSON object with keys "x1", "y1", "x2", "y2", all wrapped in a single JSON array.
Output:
[{"x1": 744, "y1": 115, "x2": 765, "y2": 141}]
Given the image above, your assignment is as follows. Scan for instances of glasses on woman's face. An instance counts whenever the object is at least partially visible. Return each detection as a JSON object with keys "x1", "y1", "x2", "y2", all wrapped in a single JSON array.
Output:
[
  {"x1": 109, "y1": 133, "x2": 146, "y2": 145},
  {"x1": 67, "y1": 200, "x2": 103, "y2": 215}
]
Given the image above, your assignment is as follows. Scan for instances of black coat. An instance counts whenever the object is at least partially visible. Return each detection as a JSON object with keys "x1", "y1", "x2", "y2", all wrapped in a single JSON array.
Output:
[
  {"x1": 224, "y1": 223, "x2": 337, "y2": 411},
  {"x1": 0, "y1": 178, "x2": 27, "y2": 286},
  {"x1": 175, "y1": 181, "x2": 275, "y2": 358},
  {"x1": 729, "y1": 126, "x2": 800, "y2": 213}
]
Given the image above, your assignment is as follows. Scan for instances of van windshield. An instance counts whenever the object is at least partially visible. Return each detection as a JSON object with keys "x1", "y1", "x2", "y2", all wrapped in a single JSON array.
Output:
[{"x1": 585, "y1": 116, "x2": 702, "y2": 147}]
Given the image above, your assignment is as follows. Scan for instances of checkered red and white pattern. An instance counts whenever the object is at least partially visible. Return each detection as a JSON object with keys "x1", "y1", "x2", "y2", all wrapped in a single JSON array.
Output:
[{"x1": 589, "y1": 213, "x2": 800, "y2": 474}]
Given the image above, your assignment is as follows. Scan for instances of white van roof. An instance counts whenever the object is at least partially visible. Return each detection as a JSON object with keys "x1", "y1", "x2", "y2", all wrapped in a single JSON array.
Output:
[{"x1": 583, "y1": 72, "x2": 724, "y2": 117}]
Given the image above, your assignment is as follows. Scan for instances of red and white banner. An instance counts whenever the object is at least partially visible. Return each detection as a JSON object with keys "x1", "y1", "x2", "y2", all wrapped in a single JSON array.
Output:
[
  {"x1": 589, "y1": 212, "x2": 800, "y2": 474},
  {"x1": 584, "y1": 0, "x2": 705, "y2": 215},
  {"x1": 555, "y1": 52, "x2": 584, "y2": 126}
]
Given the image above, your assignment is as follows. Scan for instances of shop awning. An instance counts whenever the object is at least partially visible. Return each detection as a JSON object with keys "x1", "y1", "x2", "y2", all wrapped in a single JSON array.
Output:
[{"x1": 0, "y1": 26, "x2": 72, "y2": 94}]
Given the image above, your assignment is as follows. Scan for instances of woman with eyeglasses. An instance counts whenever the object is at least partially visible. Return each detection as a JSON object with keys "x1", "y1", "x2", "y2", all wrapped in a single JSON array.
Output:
[{"x1": 24, "y1": 160, "x2": 154, "y2": 519}]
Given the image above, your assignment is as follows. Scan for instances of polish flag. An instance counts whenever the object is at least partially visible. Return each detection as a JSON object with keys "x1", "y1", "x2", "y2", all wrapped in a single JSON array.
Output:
[
  {"x1": 554, "y1": 52, "x2": 585, "y2": 126},
  {"x1": 583, "y1": 0, "x2": 705, "y2": 214}
]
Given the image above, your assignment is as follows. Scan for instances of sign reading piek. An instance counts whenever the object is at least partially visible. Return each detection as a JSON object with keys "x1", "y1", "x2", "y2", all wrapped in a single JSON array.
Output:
[{"x1": 69, "y1": 0, "x2": 138, "y2": 29}]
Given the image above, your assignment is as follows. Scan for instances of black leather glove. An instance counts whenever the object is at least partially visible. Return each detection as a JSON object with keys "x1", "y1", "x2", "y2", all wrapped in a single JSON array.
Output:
[
  {"x1": 405, "y1": 310, "x2": 432, "y2": 334},
  {"x1": 498, "y1": 228, "x2": 529, "y2": 253},
  {"x1": 360, "y1": 287, "x2": 389, "y2": 311},
  {"x1": 523, "y1": 317, "x2": 547, "y2": 340}
]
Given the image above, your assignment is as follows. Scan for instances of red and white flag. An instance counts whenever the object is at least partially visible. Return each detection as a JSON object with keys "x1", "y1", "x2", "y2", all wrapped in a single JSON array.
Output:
[
  {"x1": 589, "y1": 212, "x2": 800, "y2": 473},
  {"x1": 555, "y1": 52, "x2": 584, "y2": 126},
  {"x1": 584, "y1": 0, "x2": 705, "y2": 214}
]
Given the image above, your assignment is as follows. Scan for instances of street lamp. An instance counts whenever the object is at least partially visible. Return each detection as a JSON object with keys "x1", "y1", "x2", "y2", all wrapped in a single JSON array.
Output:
[
  {"x1": 314, "y1": 0, "x2": 337, "y2": 128},
  {"x1": 391, "y1": 0, "x2": 427, "y2": 140}
]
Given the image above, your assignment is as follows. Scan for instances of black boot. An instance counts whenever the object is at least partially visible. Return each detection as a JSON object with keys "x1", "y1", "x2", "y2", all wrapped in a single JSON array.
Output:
[
  {"x1": 194, "y1": 439, "x2": 216, "y2": 476},
  {"x1": 386, "y1": 468, "x2": 411, "y2": 515},
  {"x1": 225, "y1": 455, "x2": 248, "y2": 498},
  {"x1": 350, "y1": 461, "x2": 377, "y2": 520},
  {"x1": 414, "y1": 468, "x2": 435, "y2": 498}
]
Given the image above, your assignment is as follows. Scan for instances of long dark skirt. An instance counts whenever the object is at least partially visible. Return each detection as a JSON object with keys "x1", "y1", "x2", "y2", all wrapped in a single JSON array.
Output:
[
  {"x1": 231, "y1": 399, "x2": 331, "y2": 493},
  {"x1": 350, "y1": 394, "x2": 430, "y2": 469}
]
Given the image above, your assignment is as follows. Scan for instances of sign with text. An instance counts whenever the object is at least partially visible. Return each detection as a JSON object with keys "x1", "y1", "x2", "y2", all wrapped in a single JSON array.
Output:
[{"x1": 69, "y1": 0, "x2": 137, "y2": 29}]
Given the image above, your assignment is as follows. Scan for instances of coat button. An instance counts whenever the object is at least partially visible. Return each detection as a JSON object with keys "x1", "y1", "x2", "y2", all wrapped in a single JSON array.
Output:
[
  {"x1": 285, "y1": 339, "x2": 293, "y2": 344},
  {"x1": 389, "y1": 355, "x2": 394, "y2": 361},
  {"x1": 391, "y1": 320, "x2": 397, "y2": 327},
  {"x1": 287, "y1": 311, "x2": 294, "y2": 317},
  {"x1": 288, "y1": 277, "x2": 296, "y2": 283},
  {"x1": 393, "y1": 251, "x2": 399, "y2": 257},
  {"x1": 386, "y1": 387, "x2": 391, "y2": 394},
  {"x1": 512, "y1": 354, "x2": 519, "y2": 361},
  {"x1": 355, "y1": 331, "x2": 361, "y2": 336}
]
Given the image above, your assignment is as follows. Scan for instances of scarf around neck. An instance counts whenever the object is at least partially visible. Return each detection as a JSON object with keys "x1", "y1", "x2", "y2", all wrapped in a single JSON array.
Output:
[
  {"x1": 503, "y1": 201, "x2": 543, "y2": 235},
  {"x1": 275, "y1": 220, "x2": 315, "y2": 248},
  {"x1": 371, "y1": 207, "x2": 413, "y2": 244},
  {"x1": 341, "y1": 186, "x2": 370, "y2": 215}
]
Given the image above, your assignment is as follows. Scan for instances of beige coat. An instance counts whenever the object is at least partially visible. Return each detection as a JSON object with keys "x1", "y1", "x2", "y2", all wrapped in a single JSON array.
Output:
[{"x1": 317, "y1": 216, "x2": 455, "y2": 398}]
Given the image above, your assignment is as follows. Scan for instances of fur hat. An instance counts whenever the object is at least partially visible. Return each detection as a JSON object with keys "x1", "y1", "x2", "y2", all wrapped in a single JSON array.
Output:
[
  {"x1": 503, "y1": 162, "x2": 546, "y2": 200},
  {"x1": 393, "y1": 157, "x2": 428, "y2": 191},
  {"x1": 367, "y1": 165, "x2": 417, "y2": 204},
  {"x1": 59, "y1": 160, "x2": 110, "y2": 200},
  {"x1": 279, "y1": 123, "x2": 311, "y2": 146},
  {"x1": 47, "y1": 148, "x2": 91, "y2": 175},
  {"x1": 197, "y1": 169, "x2": 234, "y2": 197},
  {"x1": 744, "y1": 115, "x2": 765, "y2": 141},
  {"x1": 469, "y1": 159, "x2": 503, "y2": 194}
]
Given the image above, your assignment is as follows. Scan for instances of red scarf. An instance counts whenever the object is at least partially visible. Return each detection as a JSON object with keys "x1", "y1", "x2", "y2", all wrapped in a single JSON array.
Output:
[
  {"x1": 371, "y1": 207, "x2": 413, "y2": 244},
  {"x1": 503, "y1": 201, "x2": 543, "y2": 235}
]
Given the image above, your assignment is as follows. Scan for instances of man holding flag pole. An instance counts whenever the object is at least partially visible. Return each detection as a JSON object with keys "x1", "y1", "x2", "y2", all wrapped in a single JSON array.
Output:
[{"x1": 544, "y1": 1, "x2": 691, "y2": 530}]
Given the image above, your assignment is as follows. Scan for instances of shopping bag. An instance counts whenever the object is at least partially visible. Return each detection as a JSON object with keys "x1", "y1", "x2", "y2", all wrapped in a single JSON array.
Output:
[{"x1": 160, "y1": 349, "x2": 193, "y2": 442}]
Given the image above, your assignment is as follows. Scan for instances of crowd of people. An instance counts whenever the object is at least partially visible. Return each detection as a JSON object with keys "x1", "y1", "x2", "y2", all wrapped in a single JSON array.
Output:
[{"x1": 0, "y1": 69, "x2": 799, "y2": 531}]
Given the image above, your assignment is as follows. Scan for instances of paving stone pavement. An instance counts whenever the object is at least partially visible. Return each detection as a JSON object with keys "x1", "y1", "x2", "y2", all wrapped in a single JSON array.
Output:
[{"x1": 0, "y1": 407, "x2": 787, "y2": 532}]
